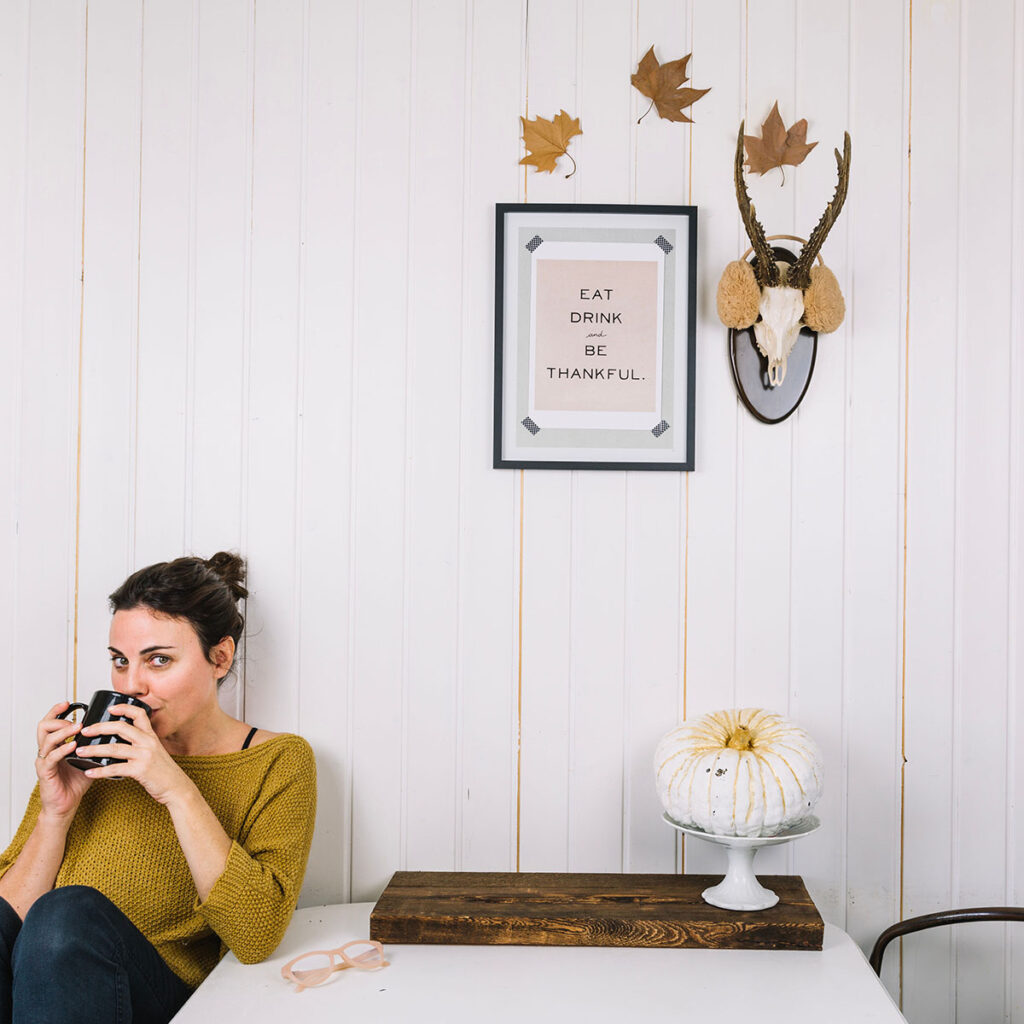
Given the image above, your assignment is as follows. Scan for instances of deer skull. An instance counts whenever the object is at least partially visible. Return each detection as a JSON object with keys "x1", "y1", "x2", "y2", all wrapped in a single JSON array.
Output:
[
  {"x1": 754, "y1": 283, "x2": 804, "y2": 386},
  {"x1": 717, "y1": 124, "x2": 851, "y2": 388}
]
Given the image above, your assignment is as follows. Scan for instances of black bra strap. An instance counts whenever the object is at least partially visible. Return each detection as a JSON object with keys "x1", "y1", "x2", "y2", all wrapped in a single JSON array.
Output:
[{"x1": 241, "y1": 726, "x2": 258, "y2": 751}]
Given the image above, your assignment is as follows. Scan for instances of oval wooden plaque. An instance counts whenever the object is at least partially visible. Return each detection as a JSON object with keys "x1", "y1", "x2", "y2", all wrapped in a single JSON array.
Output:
[
  {"x1": 729, "y1": 325, "x2": 817, "y2": 424},
  {"x1": 728, "y1": 246, "x2": 817, "y2": 424}
]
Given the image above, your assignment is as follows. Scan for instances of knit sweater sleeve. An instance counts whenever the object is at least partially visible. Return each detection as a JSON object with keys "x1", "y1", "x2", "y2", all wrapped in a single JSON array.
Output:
[
  {"x1": 0, "y1": 785, "x2": 42, "y2": 881},
  {"x1": 196, "y1": 737, "x2": 317, "y2": 964}
]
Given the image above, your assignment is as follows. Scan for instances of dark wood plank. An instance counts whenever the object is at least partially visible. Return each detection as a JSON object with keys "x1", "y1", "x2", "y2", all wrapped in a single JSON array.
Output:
[{"x1": 369, "y1": 872, "x2": 823, "y2": 950}]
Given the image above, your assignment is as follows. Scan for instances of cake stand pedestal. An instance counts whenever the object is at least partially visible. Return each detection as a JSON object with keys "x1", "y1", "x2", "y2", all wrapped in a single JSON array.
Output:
[{"x1": 662, "y1": 814, "x2": 821, "y2": 911}]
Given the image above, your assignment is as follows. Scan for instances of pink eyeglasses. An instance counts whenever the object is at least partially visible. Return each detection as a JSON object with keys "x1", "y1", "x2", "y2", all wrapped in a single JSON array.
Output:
[{"x1": 280, "y1": 939, "x2": 389, "y2": 992}]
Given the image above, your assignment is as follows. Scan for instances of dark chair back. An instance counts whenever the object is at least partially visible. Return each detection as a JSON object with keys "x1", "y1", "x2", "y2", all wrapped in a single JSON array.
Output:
[{"x1": 869, "y1": 907, "x2": 1024, "y2": 975}]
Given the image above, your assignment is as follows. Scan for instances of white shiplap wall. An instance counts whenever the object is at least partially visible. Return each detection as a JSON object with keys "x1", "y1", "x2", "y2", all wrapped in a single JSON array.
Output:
[{"x1": 1, "y1": 1, "x2": 1022, "y2": 1019}]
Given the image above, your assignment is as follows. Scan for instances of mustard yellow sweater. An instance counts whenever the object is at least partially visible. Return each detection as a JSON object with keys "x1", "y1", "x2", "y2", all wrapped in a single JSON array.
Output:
[{"x1": 0, "y1": 734, "x2": 316, "y2": 988}]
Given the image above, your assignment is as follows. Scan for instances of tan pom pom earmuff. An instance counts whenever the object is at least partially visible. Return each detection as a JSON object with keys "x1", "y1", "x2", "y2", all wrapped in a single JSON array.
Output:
[
  {"x1": 802, "y1": 263, "x2": 845, "y2": 334},
  {"x1": 716, "y1": 260, "x2": 761, "y2": 329}
]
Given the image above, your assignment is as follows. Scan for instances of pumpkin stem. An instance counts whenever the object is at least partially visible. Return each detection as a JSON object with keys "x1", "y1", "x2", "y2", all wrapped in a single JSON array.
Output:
[{"x1": 726, "y1": 725, "x2": 754, "y2": 750}]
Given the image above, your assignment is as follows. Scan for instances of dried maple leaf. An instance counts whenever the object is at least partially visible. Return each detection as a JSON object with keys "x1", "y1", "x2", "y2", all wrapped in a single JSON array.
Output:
[
  {"x1": 520, "y1": 110, "x2": 583, "y2": 178},
  {"x1": 743, "y1": 102, "x2": 817, "y2": 182},
  {"x1": 631, "y1": 45, "x2": 710, "y2": 124}
]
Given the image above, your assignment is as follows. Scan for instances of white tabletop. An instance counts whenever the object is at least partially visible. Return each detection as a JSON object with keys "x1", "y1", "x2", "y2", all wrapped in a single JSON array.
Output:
[{"x1": 172, "y1": 902, "x2": 907, "y2": 1023}]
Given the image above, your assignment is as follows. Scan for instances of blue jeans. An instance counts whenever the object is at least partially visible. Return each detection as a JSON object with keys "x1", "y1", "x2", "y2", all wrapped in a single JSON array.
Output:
[{"x1": 0, "y1": 886, "x2": 193, "y2": 1024}]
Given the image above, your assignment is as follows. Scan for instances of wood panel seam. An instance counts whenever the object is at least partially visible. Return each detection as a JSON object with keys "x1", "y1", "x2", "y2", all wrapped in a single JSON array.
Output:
[
  {"x1": 514, "y1": 0, "x2": 529, "y2": 873},
  {"x1": 897, "y1": 0, "x2": 914, "y2": 1005},
  {"x1": 292, "y1": 0, "x2": 311, "y2": 768},
  {"x1": 1003, "y1": 0, "x2": 1024, "y2": 1006},
  {"x1": 343, "y1": 0, "x2": 366, "y2": 904},
  {"x1": 838, "y1": 0, "x2": 854, "y2": 940},
  {"x1": 680, "y1": 0, "x2": 695, "y2": 878},
  {"x1": 6, "y1": 0, "x2": 31, "y2": 835},
  {"x1": 183, "y1": 0, "x2": 200, "y2": 551},
  {"x1": 128, "y1": 0, "x2": 146, "y2": 572},
  {"x1": 453, "y1": 0, "x2": 473, "y2": 872},
  {"x1": 399, "y1": 0, "x2": 418, "y2": 874},
  {"x1": 948, "y1": 0, "x2": 966, "y2": 1008},
  {"x1": 238, "y1": 0, "x2": 257, "y2": 724},
  {"x1": 515, "y1": 468, "x2": 525, "y2": 872},
  {"x1": 71, "y1": 0, "x2": 92, "y2": 703}
]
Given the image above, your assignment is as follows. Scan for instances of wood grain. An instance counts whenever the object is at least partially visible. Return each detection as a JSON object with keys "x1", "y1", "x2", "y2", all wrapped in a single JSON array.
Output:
[{"x1": 370, "y1": 871, "x2": 823, "y2": 951}]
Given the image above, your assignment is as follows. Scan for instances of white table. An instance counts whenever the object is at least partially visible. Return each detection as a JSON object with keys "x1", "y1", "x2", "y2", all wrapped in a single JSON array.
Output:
[{"x1": 172, "y1": 902, "x2": 907, "y2": 1023}]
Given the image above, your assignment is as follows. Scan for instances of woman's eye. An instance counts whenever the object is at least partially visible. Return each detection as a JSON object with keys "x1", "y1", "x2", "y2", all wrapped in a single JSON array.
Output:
[
  {"x1": 151, "y1": 655, "x2": 170, "y2": 667},
  {"x1": 111, "y1": 656, "x2": 128, "y2": 669}
]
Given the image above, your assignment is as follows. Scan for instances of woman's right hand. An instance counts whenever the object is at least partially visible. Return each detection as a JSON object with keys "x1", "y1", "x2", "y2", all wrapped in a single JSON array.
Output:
[{"x1": 35, "y1": 701, "x2": 92, "y2": 820}]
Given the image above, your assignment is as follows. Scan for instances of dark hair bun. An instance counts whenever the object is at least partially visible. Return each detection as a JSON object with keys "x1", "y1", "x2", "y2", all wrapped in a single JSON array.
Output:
[
  {"x1": 109, "y1": 553, "x2": 249, "y2": 674},
  {"x1": 205, "y1": 551, "x2": 248, "y2": 601}
]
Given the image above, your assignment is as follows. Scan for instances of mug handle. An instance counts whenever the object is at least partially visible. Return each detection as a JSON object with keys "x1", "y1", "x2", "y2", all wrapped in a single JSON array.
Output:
[{"x1": 57, "y1": 702, "x2": 89, "y2": 722}]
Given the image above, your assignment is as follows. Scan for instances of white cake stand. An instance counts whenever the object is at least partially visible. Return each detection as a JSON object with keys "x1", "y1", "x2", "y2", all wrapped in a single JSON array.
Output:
[{"x1": 662, "y1": 813, "x2": 821, "y2": 911}]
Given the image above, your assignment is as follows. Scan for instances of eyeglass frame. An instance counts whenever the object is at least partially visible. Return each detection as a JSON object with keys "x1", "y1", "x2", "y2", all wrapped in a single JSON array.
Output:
[{"x1": 280, "y1": 938, "x2": 390, "y2": 991}]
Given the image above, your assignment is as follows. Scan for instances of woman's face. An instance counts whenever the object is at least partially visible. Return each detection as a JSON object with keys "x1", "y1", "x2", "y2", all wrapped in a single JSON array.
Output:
[{"x1": 107, "y1": 606, "x2": 233, "y2": 739}]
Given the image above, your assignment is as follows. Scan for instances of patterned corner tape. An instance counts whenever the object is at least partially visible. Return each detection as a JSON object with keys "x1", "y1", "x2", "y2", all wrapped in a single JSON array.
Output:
[
  {"x1": 651, "y1": 420, "x2": 670, "y2": 437},
  {"x1": 525, "y1": 235, "x2": 544, "y2": 252},
  {"x1": 521, "y1": 417, "x2": 541, "y2": 435},
  {"x1": 654, "y1": 235, "x2": 673, "y2": 253}
]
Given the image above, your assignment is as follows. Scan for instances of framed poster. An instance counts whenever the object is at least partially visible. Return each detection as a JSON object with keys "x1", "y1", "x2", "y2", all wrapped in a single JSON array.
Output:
[{"x1": 493, "y1": 203, "x2": 697, "y2": 471}]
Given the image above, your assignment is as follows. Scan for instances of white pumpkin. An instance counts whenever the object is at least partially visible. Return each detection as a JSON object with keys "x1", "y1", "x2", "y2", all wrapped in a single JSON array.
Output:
[{"x1": 654, "y1": 708, "x2": 823, "y2": 837}]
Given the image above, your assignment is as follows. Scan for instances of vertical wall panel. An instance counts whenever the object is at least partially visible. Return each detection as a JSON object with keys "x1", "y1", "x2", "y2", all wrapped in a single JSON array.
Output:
[
  {"x1": 683, "y1": 0, "x2": 742, "y2": 877},
  {"x1": 902, "y1": 0, "x2": 960, "y2": 1017},
  {"x1": 457, "y1": 0, "x2": 520, "y2": 873},
  {"x1": 568, "y1": 465, "x2": 627, "y2": 872},
  {"x1": 621, "y1": 477, "x2": 683, "y2": 874},
  {"x1": 517, "y1": 0, "x2": 577, "y2": 872},
  {"x1": 403, "y1": 0, "x2": 468, "y2": 871},
  {"x1": 843, "y1": 0, "x2": 906, "y2": 967},
  {"x1": 295, "y1": 0, "x2": 358, "y2": 907},
  {"x1": 951, "y1": 2, "x2": 1015, "y2": 1019},
  {"x1": 133, "y1": 0, "x2": 194, "y2": 565},
  {"x1": 348, "y1": 0, "x2": 414, "y2": 901},
  {"x1": 623, "y1": 0, "x2": 691, "y2": 878},
  {"x1": 0, "y1": 0, "x2": 29, "y2": 838},
  {"x1": 1011, "y1": 4, "x2": 1024, "y2": 1015},
  {"x1": 735, "y1": 0, "x2": 798, "y2": 880},
  {"x1": 8, "y1": 0, "x2": 85, "y2": 816},
  {"x1": 75, "y1": 0, "x2": 143, "y2": 671},
  {"x1": 189, "y1": 0, "x2": 250, "y2": 562},
  {"x1": 787, "y1": 0, "x2": 851, "y2": 923},
  {"x1": 243, "y1": 0, "x2": 304, "y2": 737},
  {"x1": 189, "y1": 0, "x2": 251, "y2": 722},
  {"x1": 734, "y1": 0, "x2": 796, "y2": 719},
  {"x1": 566, "y1": 1, "x2": 632, "y2": 874},
  {"x1": 515, "y1": 431, "x2": 573, "y2": 851}
]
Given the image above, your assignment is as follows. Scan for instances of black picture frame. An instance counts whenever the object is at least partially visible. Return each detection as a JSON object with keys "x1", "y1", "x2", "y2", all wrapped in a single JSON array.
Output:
[{"x1": 493, "y1": 203, "x2": 697, "y2": 471}]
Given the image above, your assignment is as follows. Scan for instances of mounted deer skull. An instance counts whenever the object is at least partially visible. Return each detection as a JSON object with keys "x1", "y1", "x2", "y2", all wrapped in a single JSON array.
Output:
[{"x1": 717, "y1": 123, "x2": 851, "y2": 387}]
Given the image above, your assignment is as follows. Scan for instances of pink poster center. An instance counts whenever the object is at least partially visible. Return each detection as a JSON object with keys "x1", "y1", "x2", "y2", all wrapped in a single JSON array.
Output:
[{"x1": 532, "y1": 258, "x2": 660, "y2": 413}]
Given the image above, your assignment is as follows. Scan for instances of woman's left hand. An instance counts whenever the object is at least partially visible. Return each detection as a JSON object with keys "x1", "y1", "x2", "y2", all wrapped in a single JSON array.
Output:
[{"x1": 77, "y1": 705, "x2": 190, "y2": 805}]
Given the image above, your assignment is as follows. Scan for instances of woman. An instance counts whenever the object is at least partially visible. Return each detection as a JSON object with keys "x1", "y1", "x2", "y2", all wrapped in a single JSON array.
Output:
[{"x1": 0, "y1": 553, "x2": 316, "y2": 1024}]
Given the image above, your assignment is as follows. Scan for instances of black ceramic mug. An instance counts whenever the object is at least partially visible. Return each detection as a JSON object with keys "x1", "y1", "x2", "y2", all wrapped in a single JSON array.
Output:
[{"x1": 56, "y1": 690, "x2": 152, "y2": 771}]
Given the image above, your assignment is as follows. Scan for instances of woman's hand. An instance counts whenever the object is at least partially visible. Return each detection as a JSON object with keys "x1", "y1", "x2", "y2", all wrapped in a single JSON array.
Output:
[
  {"x1": 35, "y1": 701, "x2": 93, "y2": 821},
  {"x1": 76, "y1": 704, "x2": 191, "y2": 805}
]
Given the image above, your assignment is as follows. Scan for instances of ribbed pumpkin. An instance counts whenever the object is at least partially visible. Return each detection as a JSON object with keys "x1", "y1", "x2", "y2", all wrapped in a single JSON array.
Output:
[{"x1": 654, "y1": 708, "x2": 823, "y2": 837}]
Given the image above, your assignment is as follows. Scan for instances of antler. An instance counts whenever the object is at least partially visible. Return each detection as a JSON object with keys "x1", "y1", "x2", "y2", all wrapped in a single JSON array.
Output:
[
  {"x1": 735, "y1": 122, "x2": 779, "y2": 288},
  {"x1": 788, "y1": 132, "x2": 851, "y2": 290}
]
